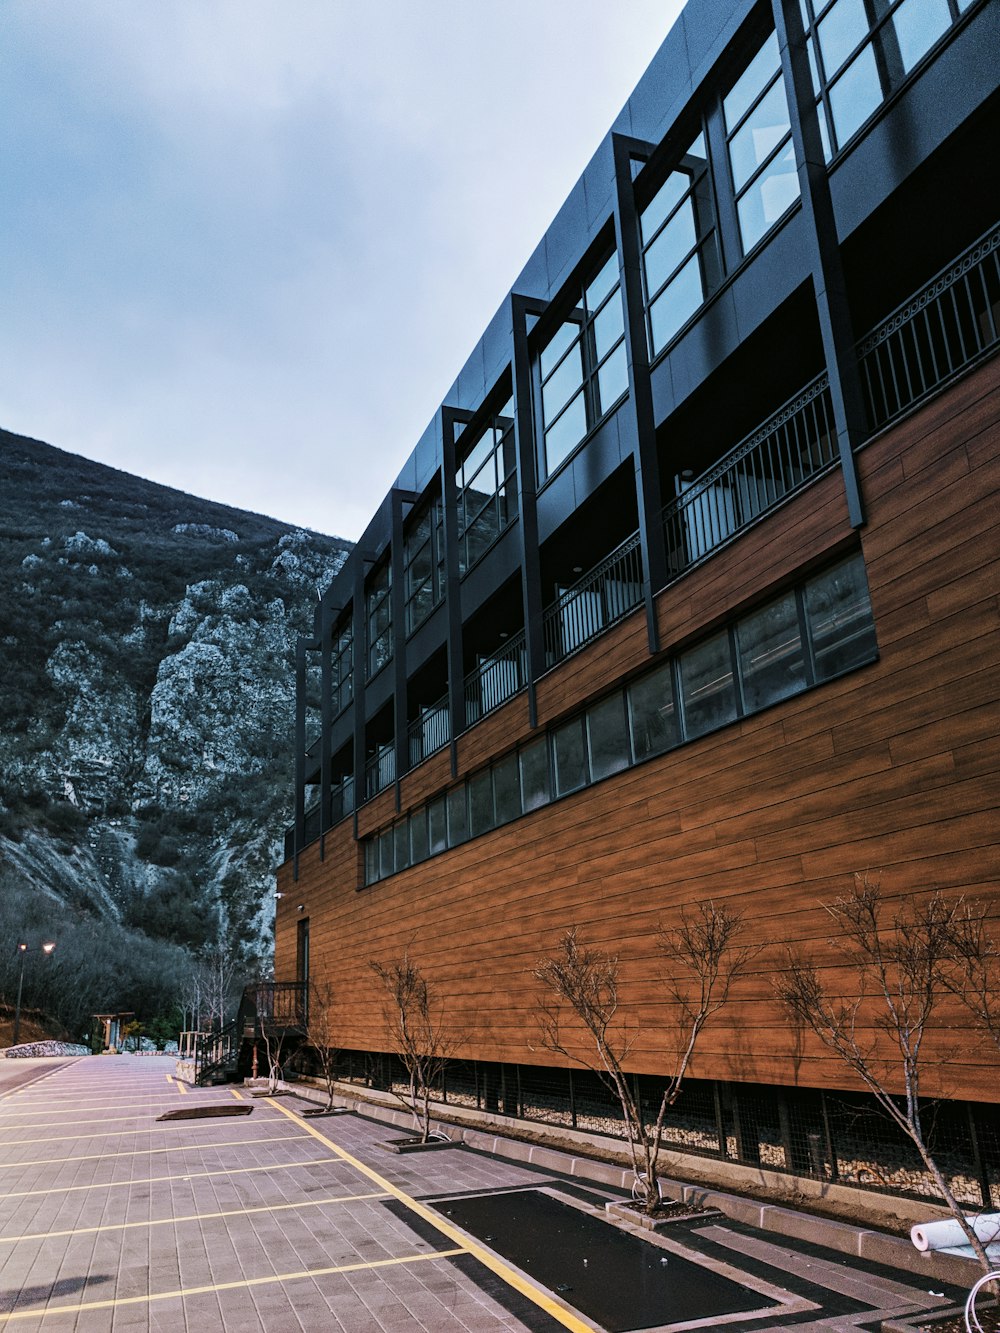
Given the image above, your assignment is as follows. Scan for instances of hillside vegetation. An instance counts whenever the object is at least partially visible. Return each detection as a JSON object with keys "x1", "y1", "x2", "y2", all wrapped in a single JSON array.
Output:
[{"x1": 0, "y1": 427, "x2": 349, "y2": 1024}]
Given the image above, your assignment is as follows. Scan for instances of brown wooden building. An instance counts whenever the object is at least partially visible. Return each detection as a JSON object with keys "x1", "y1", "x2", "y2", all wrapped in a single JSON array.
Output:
[{"x1": 277, "y1": 0, "x2": 1000, "y2": 1201}]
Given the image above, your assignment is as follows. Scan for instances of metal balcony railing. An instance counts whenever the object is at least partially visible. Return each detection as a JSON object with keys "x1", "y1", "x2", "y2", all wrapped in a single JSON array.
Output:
[
  {"x1": 463, "y1": 630, "x2": 527, "y2": 726},
  {"x1": 243, "y1": 981, "x2": 308, "y2": 1030},
  {"x1": 407, "y1": 694, "x2": 451, "y2": 767},
  {"x1": 542, "y1": 532, "x2": 644, "y2": 668},
  {"x1": 330, "y1": 775, "x2": 354, "y2": 824},
  {"x1": 662, "y1": 374, "x2": 836, "y2": 578},
  {"x1": 859, "y1": 222, "x2": 1000, "y2": 432},
  {"x1": 365, "y1": 745, "x2": 395, "y2": 799}
]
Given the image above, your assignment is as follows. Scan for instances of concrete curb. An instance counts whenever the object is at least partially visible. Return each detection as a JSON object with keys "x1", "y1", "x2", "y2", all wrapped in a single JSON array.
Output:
[{"x1": 275, "y1": 1078, "x2": 981, "y2": 1288}]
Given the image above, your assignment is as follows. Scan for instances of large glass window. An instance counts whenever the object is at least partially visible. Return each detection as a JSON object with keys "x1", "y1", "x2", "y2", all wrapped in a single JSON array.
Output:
[
  {"x1": 331, "y1": 618, "x2": 353, "y2": 718},
  {"x1": 640, "y1": 133, "x2": 720, "y2": 358},
  {"x1": 366, "y1": 559, "x2": 392, "y2": 678},
  {"x1": 724, "y1": 31, "x2": 801, "y2": 254},
  {"x1": 362, "y1": 552, "x2": 879, "y2": 886},
  {"x1": 679, "y1": 630, "x2": 739, "y2": 739},
  {"x1": 403, "y1": 496, "x2": 445, "y2": 636},
  {"x1": 538, "y1": 251, "x2": 629, "y2": 478},
  {"x1": 799, "y1": 0, "x2": 971, "y2": 158},
  {"x1": 456, "y1": 396, "x2": 518, "y2": 575},
  {"x1": 737, "y1": 590, "x2": 807, "y2": 712},
  {"x1": 627, "y1": 661, "x2": 679, "y2": 761},
  {"x1": 805, "y1": 552, "x2": 878, "y2": 680}
]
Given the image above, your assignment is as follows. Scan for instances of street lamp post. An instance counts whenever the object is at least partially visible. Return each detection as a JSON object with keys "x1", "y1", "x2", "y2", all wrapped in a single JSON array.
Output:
[{"x1": 12, "y1": 941, "x2": 56, "y2": 1047}]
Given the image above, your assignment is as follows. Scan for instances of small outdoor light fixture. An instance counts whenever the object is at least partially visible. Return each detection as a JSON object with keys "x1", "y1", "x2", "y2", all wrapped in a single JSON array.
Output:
[
  {"x1": 12, "y1": 940, "x2": 56, "y2": 1045},
  {"x1": 297, "y1": 903, "x2": 305, "y2": 912}
]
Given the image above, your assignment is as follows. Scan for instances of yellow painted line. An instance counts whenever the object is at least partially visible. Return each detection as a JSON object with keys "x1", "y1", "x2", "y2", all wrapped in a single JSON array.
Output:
[
  {"x1": 0, "y1": 1248, "x2": 464, "y2": 1323},
  {"x1": 0, "y1": 1131, "x2": 307, "y2": 1170},
  {"x1": 177, "y1": 1079, "x2": 188, "y2": 1095},
  {"x1": 0, "y1": 1157, "x2": 335, "y2": 1201},
  {"x1": 0, "y1": 1189, "x2": 390, "y2": 1244},
  {"x1": 231, "y1": 1089, "x2": 243, "y2": 1101},
  {"x1": 269, "y1": 1099, "x2": 593, "y2": 1333},
  {"x1": 166, "y1": 1074, "x2": 174, "y2": 1084}
]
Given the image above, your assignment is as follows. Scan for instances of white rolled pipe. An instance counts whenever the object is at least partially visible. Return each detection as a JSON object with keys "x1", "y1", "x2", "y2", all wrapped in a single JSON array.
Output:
[{"x1": 911, "y1": 1215, "x2": 1000, "y2": 1252}]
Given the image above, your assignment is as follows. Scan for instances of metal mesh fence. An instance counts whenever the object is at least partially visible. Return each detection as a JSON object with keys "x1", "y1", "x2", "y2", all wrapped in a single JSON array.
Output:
[{"x1": 315, "y1": 1048, "x2": 999, "y2": 1207}]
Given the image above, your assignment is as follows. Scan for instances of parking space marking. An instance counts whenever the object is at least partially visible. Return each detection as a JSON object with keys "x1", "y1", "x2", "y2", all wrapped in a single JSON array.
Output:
[
  {"x1": 0, "y1": 1188, "x2": 391, "y2": 1244},
  {"x1": 0, "y1": 1114, "x2": 288, "y2": 1144},
  {"x1": 230, "y1": 1088, "x2": 244, "y2": 1100},
  {"x1": 0, "y1": 1156, "x2": 334, "y2": 1201},
  {"x1": 269, "y1": 1098, "x2": 593, "y2": 1333},
  {"x1": 0, "y1": 1130, "x2": 309, "y2": 1170},
  {"x1": 0, "y1": 1247, "x2": 466, "y2": 1323}
]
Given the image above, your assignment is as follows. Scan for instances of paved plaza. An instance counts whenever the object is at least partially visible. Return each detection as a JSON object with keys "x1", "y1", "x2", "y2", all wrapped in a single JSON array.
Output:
[{"x1": 0, "y1": 1057, "x2": 972, "y2": 1330}]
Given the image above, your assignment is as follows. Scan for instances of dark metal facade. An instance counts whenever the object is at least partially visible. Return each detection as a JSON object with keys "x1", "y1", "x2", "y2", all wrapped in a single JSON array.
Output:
[{"x1": 286, "y1": 0, "x2": 999, "y2": 868}]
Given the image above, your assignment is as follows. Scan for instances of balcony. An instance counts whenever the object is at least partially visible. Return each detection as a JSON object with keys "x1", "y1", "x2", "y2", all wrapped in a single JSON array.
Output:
[
  {"x1": 542, "y1": 532, "x2": 644, "y2": 668},
  {"x1": 365, "y1": 744, "x2": 395, "y2": 799},
  {"x1": 464, "y1": 629, "x2": 528, "y2": 725},
  {"x1": 662, "y1": 374, "x2": 836, "y2": 579},
  {"x1": 859, "y1": 221, "x2": 1000, "y2": 432},
  {"x1": 407, "y1": 694, "x2": 451, "y2": 767}
]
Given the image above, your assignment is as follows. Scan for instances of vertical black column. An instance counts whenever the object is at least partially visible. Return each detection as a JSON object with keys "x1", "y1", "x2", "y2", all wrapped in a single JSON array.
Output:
[
  {"x1": 441, "y1": 407, "x2": 474, "y2": 777},
  {"x1": 774, "y1": 0, "x2": 867, "y2": 528},
  {"x1": 318, "y1": 598, "x2": 334, "y2": 857},
  {"x1": 612, "y1": 132, "x2": 664, "y2": 656},
  {"x1": 293, "y1": 634, "x2": 317, "y2": 879},
  {"x1": 351, "y1": 558, "x2": 368, "y2": 840},
  {"x1": 511, "y1": 293, "x2": 548, "y2": 728},
  {"x1": 390, "y1": 491, "x2": 409, "y2": 813}
]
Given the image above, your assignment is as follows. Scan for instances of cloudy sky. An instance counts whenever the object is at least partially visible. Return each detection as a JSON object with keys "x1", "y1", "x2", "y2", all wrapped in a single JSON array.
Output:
[{"x1": 2, "y1": 2, "x2": 684, "y2": 541}]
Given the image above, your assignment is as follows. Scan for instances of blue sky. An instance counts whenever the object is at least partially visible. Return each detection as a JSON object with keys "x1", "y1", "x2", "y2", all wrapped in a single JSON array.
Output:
[{"x1": 2, "y1": 2, "x2": 684, "y2": 540}]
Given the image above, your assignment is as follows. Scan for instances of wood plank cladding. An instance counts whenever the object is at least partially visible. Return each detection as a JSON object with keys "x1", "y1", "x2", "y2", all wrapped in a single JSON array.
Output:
[{"x1": 277, "y1": 356, "x2": 1000, "y2": 1103}]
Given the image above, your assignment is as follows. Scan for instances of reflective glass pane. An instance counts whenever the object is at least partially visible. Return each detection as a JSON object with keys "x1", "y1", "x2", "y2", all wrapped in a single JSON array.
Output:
[
  {"x1": 817, "y1": 0, "x2": 870, "y2": 76},
  {"x1": 805, "y1": 554, "x2": 877, "y2": 680},
  {"x1": 587, "y1": 692, "x2": 630, "y2": 782},
  {"x1": 728, "y1": 77, "x2": 791, "y2": 191},
  {"x1": 644, "y1": 198, "x2": 697, "y2": 295},
  {"x1": 461, "y1": 428, "x2": 494, "y2": 491},
  {"x1": 500, "y1": 423, "x2": 517, "y2": 480},
  {"x1": 379, "y1": 828, "x2": 394, "y2": 878},
  {"x1": 493, "y1": 753, "x2": 521, "y2": 825},
  {"x1": 469, "y1": 769, "x2": 495, "y2": 837},
  {"x1": 806, "y1": 35, "x2": 821, "y2": 94},
  {"x1": 724, "y1": 30, "x2": 780, "y2": 131},
  {"x1": 679, "y1": 630, "x2": 738, "y2": 739},
  {"x1": 893, "y1": 0, "x2": 950, "y2": 73},
  {"x1": 496, "y1": 395, "x2": 514, "y2": 424},
  {"x1": 828, "y1": 46, "x2": 883, "y2": 145},
  {"x1": 394, "y1": 820, "x2": 410, "y2": 872},
  {"x1": 365, "y1": 839, "x2": 379, "y2": 885},
  {"x1": 596, "y1": 343, "x2": 628, "y2": 416},
  {"x1": 446, "y1": 785, "x2": 468, "y2": 846},
  {"x1": 409, "y1": 808, "x2": 429, "y2": 864},
  {"x1": 640, "y1": 171, "x2": 688, "y2": 247},
  {"x1": 542, "y1": 340, "x2": 584, "y2": 423},
  {"x1": 736, "y1": 141, "x2": 800, "y2": 252},
  {"x1": 428, "y1": 795, "x2": 447, "y2": 855},
  {"x1": 586, "y1": 253, "x2": 619, "y2": 312},
  {"x1": 687, "y1": 131, "x2": 707, "y2": 163},
  {"x1": 628, "y1": 662, "x2": 679, "y2": 761},
  {"x1": 593, "y1": 293, "x2": 625, "y2": 360},
  {"x1": 544, "y1": 392, "x2": 587, "y2": 474},
  {"x1": 540, "y1": 320, "x2": 580, "y2": 378},
  {"x1": 553, "y1": 717, "x2": 588, "y2": 796},
  {"x1": 649, "y1": 253, "x2": 703, "y2": 355},
  {"x1": 519, "y1": 736, "x2": 551, "y2": 812},
  {"x1": 737, "y1": 592, "x2": 808, "y2": 712}
]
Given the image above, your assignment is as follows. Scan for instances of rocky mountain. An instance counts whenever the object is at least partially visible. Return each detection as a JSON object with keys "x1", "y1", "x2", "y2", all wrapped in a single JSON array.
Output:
[{"x1": 0, "y1": 428, "x2": 350, "y2": 967}]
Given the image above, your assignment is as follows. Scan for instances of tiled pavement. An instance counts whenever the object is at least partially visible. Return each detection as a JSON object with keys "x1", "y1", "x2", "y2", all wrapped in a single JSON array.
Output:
[{"x1": 0, "y1": 1057, "x2": 968, "y2": 1331}]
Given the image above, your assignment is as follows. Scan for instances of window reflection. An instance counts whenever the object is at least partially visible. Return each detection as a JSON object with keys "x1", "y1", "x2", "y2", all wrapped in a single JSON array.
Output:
[
  {"x1": 538, "y1": 250, "x2": 628, "y2": 478},
  {"x1": 724, "y1": 31, "x2": 800, "y2": 255},
  {"x1": 455, "y1": 394, "x2": 518, "y2": 576}
]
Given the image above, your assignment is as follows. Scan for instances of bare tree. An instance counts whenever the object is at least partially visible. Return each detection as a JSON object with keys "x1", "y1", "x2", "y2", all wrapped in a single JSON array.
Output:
[
  {"x1": 304, "y1": 980, "x2": 342, "y2": 1112},
  {"x1": 775, "y1": 874, "x2": 993, "y2": 1271},
  {"x1": 937, "y1": 897, "x2": 1000, "y2": 1057},
  {"x1": 369, "y1": 949, "x2": 455, "y2": 1143},
  {"x1": 534, "y1": 903, "x2": 756, "y2": 1214}
]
